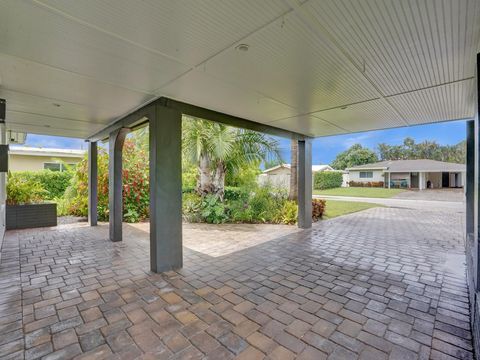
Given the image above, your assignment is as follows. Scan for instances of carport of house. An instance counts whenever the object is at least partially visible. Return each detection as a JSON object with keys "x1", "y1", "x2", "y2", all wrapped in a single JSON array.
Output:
[
  {"x1": 0, "y1": 1, "x2": 479, "y2": 359},
  {"x1": 387, "y1": 171, "x2": 465, "y2": 190}
]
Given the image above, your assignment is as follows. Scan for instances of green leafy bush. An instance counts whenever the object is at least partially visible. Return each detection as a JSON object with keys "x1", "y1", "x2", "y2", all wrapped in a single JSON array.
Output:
[
  {"x1": 314, "y1": 171, "x2": 343, "y2": 190},
  {"x1": 182, "y1": 192, "x2": 202, "y2": 222},
  {"x1": 224, "y1": 187, "x2": 249, "y2": 202},
  {"x1": 63, "y1": 139, "x2": 149, "y2": 222},
  {"x1": 200, "y1": 194, "x2": 228, "y2": 224},
  {"x1": 7, "y1": 172, "x2": 47, "y2": 205},
  {"x1": 274, "y1": 200, "x2": 298, "y2": 224},
  {"x1": 10, "y1": 170, "x2": 72, "y2": 199}
]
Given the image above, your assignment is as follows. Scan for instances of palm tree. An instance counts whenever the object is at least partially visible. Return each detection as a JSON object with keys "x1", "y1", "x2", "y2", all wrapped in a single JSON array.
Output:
[
  {"x1": 289, "y1": 139, "x2": 298, "y2": 201},
  {"x1": 182, "y1": 117, "x2": 281, "y2": 198}
]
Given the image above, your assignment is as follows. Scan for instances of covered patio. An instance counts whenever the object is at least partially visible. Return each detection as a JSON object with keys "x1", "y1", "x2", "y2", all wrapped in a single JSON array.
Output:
[
  {"x1": 0, "y1": 0, "x2": 479, "y2": 359},
  {"x1": 0, "y1": 205, "x2": 471, "y2": 359}
]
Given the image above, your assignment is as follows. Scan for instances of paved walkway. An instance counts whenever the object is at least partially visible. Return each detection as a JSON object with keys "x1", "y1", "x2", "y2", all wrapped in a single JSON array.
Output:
[
  {"x1": 393, "y1": 189, "x2": 464, "y2": 202},
  {"x1": 0, "y1": 207, "x2": 472, "y2": 359},
  {"x1": 314, "y1": 195, "x2": 465, "y2": 213}
]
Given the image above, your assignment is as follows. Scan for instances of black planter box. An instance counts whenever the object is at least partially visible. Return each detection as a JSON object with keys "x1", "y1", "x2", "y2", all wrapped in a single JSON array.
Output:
[{"x1": 6, "y1": 203, "x2": 57, "y2": 230}]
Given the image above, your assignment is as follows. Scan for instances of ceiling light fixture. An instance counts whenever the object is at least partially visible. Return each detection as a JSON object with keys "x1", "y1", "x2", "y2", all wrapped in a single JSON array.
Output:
[{"x1": 235, "y1": 44, "x2": 249, "y2": 52}]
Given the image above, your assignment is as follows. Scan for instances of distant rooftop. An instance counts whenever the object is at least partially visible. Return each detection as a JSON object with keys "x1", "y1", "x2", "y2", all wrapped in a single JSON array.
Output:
[
  {"x1": 348, "y1": 159, "x2": 465, "y2": 173},
  {"x1": 9, "y1": 146, "x2": 86, "y2": 158},
  {"x1": 263, "y1": 164, "x2": 333, "y2": 173}
]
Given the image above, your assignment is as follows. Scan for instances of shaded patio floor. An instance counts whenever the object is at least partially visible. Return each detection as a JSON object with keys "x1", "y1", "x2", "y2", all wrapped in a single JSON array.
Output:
[{"x1": 0, "y1": 207, "x2": 472, "y2": 359}]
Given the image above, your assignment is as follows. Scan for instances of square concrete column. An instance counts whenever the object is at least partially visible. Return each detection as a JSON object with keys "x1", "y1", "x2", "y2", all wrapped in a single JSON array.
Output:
[
  {"x1": 109, "y1": 128, "x2": 129, "y2": 242},
  {"x1": 88, "y1": 141, "x2": 98, "y2": 226},
  {"x1": 149, "y1": 104, "x2": 182, "y2": 272},
  {"x1": 298, "y1": 139, "x2": 312, "y2": 229},
  {"x1": 466, "y1": 120, "x2": 474, "y2": 236}
]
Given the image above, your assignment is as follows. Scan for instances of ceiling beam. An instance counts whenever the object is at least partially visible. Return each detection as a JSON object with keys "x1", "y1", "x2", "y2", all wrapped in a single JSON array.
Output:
[{"x1": 87, "y1": 97, "x2": 307, "y2": 141}]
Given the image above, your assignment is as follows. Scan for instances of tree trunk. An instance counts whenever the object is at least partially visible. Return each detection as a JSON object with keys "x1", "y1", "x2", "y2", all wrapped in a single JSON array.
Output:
[
  {"x1": 197, "y1": 154, "x2": 213, "y2": 195},
  {"x1": 289, "y1": 139, "x2": 298, "y2": 202},
  {"x1": 213, "y1": 162, "x2": 226, "y2": 200}
]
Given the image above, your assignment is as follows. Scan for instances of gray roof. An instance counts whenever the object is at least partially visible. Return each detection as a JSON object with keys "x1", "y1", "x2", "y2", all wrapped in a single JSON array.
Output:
[{"x1": 347, "y1": 159, "x2": 465, "y2": 172}]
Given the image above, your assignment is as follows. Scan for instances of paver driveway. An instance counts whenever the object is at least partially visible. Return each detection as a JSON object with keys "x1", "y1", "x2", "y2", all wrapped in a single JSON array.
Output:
[{"x1": 0, "y1": 207, "x2": 472, "y2": 359}]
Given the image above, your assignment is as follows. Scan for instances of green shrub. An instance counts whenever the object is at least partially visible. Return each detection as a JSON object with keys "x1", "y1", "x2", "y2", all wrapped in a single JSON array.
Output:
[
  {"x1": 182, "y1": 164, "x2": 198, "y2": 188},
  {"x1": 314, "y1": 171, "x2": 343, "y2": 190},
  {"x1": 182, "y1": 192, "x2": 202, "y2": 222},
  {"x1": 348, "y1": 181, "x2": 384, "y2": 188},
  {"x1": 227, "y1": 199, "x2": 252, "y2": 222},
  {"x1": 10, "y1": 170, "x2": 72, "y2": 199},
  {"x1": 246, "y1": 186, "x2": 287, "y2": 223},
  {"x1": 274, "y1": 200, "x2": 298, "y2": 224},
  {"x1": 225, "y1": 161, "x2": 261, "y2": 188},
  {"x1": 224, "y1": 187, "x2": 249, "y2": 201},
  {"x1": 63, "y1": 139, "x2": 149, "y2": 222},
  {"x1": 200, "y1": 194, "x2": 228, "y2": 224},
  {"x1": 7, "y1": 172, "x2": 47, "y2": 205}
]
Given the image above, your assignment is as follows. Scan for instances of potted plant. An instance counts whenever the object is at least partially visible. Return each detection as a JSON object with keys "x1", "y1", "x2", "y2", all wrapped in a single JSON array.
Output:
[{"x1": 6, "y1": 172, "x2": 57, "y2": 229}]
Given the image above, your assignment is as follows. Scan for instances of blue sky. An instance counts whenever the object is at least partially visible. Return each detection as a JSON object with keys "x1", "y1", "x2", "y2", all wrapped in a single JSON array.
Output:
[
  {"x1": 18, "y1": 120, "x2": 466, "y2": 165},
  {"x1": 277, "y1": 120, "x2": 467, "y2": 164}
]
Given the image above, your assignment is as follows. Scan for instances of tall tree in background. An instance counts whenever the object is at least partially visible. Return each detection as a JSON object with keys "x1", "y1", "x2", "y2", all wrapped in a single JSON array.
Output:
[
  {"x1": 377, "y1": 137, "x2": 465, "y2": 163},
  {"x1": 331, "y1": 144, "x2": 378, "y2": 170},
  {"x1": 289, "y1": 140, "x2": 298, "y2": 201}
]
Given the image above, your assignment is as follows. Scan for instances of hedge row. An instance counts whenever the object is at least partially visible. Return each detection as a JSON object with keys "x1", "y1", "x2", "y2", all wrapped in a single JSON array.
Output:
[
  {"x1": 314, "y1": 171, "x2": 343, "y2": 190},
  {"x1": 10, "y1": 170, "x2": 73, "y2": 199},
  {"x1": 348, "y1": 181, "x2": 384, "y2": 188}
]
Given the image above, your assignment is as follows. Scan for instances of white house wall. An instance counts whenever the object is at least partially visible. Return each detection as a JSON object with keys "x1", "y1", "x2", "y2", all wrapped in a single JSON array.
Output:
[{"x1": 348, "y1": 170, "x2": 384, "y2": 183}]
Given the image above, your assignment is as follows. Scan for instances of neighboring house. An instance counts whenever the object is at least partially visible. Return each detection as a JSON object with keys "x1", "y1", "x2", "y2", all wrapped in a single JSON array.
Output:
[
  {"x1": 347, "y1": 159, "x2": 465, "y2": 189},
  {"x1": 9, "y1": 146, "x2": 86, "y2": 172},
  {"x1": 258, "y1": 164, "x2": 335, "y2": 188}
]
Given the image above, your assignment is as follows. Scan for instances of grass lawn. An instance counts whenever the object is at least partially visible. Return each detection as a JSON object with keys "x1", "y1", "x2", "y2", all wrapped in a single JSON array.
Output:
[
  {"x1": 323, "y1": 200, "x2": 382, "y2": 219},
  {"x1": 314, "y1": 187, "x2": 405, "y2": 198}
]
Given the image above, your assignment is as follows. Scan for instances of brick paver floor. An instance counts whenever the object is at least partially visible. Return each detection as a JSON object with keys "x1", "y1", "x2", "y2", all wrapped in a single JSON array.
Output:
[{"x1": 0, "y1": 207, "x2": 472, "y2": 359}]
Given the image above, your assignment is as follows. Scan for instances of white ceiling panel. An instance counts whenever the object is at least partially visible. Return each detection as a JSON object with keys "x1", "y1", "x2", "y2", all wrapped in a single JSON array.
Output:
[
  {"x1": 160, "y1": 70, "x2": 299, "y2": 124},
  {"x1": 306, "y1": 0, "x2": 480, "y2": 96},
  {"x1": 6, "y1": 111, "x2": 103, "y2": 139},
  {"x1": 0, "y1": 0, "x2": 477, "y2": 139},
  {"x1": 35, "y1": 0, "x2": 291, "y2": 66},
  {"x1": 0, "y1": 1, "x2": 189, "y2": 93},
  {"x1": 268, "y1": 115, "x2": 348, "y2": 138},
  {"x1": 0, "y1": 89, "x2": 113, "y2": 125},
  {"x1": 388, "y1": 79, "x2": 475, "y2": 125},
  {"x1": 313, "y1": 100, "x2": 407, "y2": 133},
  {"x1": 0, "y1": 54, "x2": 154, "y2": 118},
  {"x1": 202, "y1": 12, "x2": 380, "y2": 113}
]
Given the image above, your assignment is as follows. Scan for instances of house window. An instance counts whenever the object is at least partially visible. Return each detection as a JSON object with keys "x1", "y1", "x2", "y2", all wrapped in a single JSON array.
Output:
[
  {"x1": 359, "y1": 171, "x2": 373, "y2": 179},
  {"x1": 44, "y1": 162, "x2": 61, "y2": 171},
  {"x1": 44, "y1": 162, "x2": 74, "y2": 172}
]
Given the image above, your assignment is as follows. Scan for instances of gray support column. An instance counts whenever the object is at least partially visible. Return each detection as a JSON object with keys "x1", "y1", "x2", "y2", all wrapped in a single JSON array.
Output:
[
  {"x1": 149, "y1": 105, "x2": 182, "y2": 272},
  {"x1": 467, "y1": 53, "x2": 480, "y2": 356},
  {"x1": 109, "y1": 128, "x2": 129, "y2": 242},
  {"x1": 298, "y1": 139, "x2": 312, "y2": 229},
  {"x1": 88, "y1": 141, "x2": 98, "y2": 226},
  {"x1": 467, "y1": 120, "x2": 474, "y2": 236}
]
